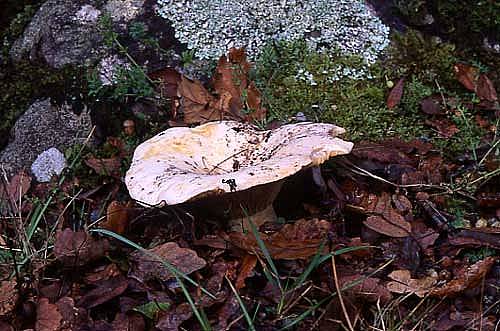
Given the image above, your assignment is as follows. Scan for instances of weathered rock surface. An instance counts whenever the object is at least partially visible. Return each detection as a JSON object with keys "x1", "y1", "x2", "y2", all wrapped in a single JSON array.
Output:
[
  {"x1": 10, "y1": 0, "x2": 178, "y2": 70},
  {"x1": 31, "y1": 147, "x2": 67, "y2": 182},
  {"x1": 0, "y1": 99, "x2": 92, "y2": 177}
]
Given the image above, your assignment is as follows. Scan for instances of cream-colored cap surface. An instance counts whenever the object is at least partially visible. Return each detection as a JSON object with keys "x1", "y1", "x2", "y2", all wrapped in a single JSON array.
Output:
[{"x1": 125, "y1": 121, "x2": 353, "y2": 206}]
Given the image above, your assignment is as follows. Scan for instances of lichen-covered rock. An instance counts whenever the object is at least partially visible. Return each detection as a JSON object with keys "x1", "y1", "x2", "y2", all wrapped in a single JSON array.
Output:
[
  {"x1": 31, "y1": 148, "x2": 67, "y2": 182},
  {"x1": 10, "y1": 0, "x2": 177, "y2": 70},
  {"x1": 156, "y1": 0, "x2": 390, "y2": 62},
  {"x1": 10, "y1": 0, "x2": 106, "y2": 68},
  {"x1": 0, "y1": 99, "x2": 92, "y2": 177}
]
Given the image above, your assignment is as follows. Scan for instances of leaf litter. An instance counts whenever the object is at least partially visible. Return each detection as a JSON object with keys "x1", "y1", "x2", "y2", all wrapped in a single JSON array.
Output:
[{"x1": 1, "y1": 49, "x2": 499, "y2": 331}]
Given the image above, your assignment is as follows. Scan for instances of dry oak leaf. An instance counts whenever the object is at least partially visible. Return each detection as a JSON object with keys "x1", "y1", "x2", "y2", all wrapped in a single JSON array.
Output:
[
  {"x1": 76, "y1": 276, "x2": 129, "y2": 309},
  {"x1": 130, "y1": 242, "x2": 206, "y2": 282},
  {"x1": 386, "y1": 269, "x2": 437, "y2": 297},
  {"x1": 386, "y1": 77, "x2": 405, "y2": 109},
  {"x1": 54, "y1": 229, "x2": 109, "y2": 267},
  {"x1": 149, "y1": 67, "x2": 181, "y2": 99},
  {"x1": 102, "y1": 200, "x2": 134, "y2": 234},
  {"x1": 430, "y1": 257, "x2": 495, "y2": 297},
  {"x1": 363, "y1": 193, "x2": 411, "y2": 238},
  {"x1": 454, "y1": 63, "x2": 479, "y2": 92},
  {"x1": 211, "y1": 48, "x2": 266, "y2": 122},
  {"x1": 0, "y1": 280, "x2": 18, "y2": 316},
  {"x1": 228, "y1": 219, "x2": 331, "y2": 260},
  {"x1": 178, "y1": 76, "x2": 220, "y2": 124},
  {"x1": 477, "y1": 74, "x2": 498, "y2": 102},
  {"x1": 339, "y1": 275, "x2": 392, "y2": 304},
  {"x1": 35, "y1": 298, "x2": 63, "y2": 331}
]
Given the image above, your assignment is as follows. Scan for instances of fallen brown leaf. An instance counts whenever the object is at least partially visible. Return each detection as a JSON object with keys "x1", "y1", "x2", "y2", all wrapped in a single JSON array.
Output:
[
  {"x1": 55, "y1": 297, "x2": 91, "y2": 329},
  {"x1": 149, "y1": 67, "x2": 181, "y2": 98},
  {"x1": 449, "y1": 228, "x2": 500, "y2": 249},
  {"x1": 112, "y1": 313, "x2": 145, "y2": 331},
  {"x1": 363, "y1": 193, "x2": 411, "y2": 238},
  {"x1": 364, "y1": 215, "x2": 410, "y2": 238},
  {"x1": 76, "y1": 276, "x2": 129, "y2": 309},
  {"x1": 420, "y1": 95, "x2": 445, "y2": 115},
  {"x1": 387, "y1": 77, "x2": 405, "y2": 109},
  {"x1": 431, "y1": 257, "x2": 495, "y2": 297},
  {"x1": 54, "y1": 229, "x2": 109, "y2": 267},
  {"x1": 156, "y1": 303, "x2": 193, "y2": 331},
  {"x1": 386, "y1": 269, "x2": 437, "y2": 297},
  {"x1": 0, "y1": 280, "x2": 18, "y2": 316},
  {"x1": 130, "y1": 242, "x2": 206, "y2": 282},
  {"x1": 477, "y1": 74, "x2": 498, "y2": 102},
  {"x1": 227, "y1": 219, "x2": 331, "y2": 259},
  {"x1": 35, "y1": 298, "x2": 62, "y2": 331},
  {"x1": 454, "y1": 63, "x2": 479, "y2": 92},
  {"x1": 178, "y1": 76, "x2": 220, "y2": 124},
  {"x1": 339, "y1": 275, "x2": 392, "y2": 304},
  {"x1": 102, "y1": 200, "x2": 134, "y2": 234},
  {"x1": 235, "y1": 254, "x2": 257, "y2": 290}
]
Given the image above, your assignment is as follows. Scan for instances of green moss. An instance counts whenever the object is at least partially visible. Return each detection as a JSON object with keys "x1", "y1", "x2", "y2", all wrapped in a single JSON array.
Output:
[
  {"x1": 253, "y1": 36, "x2": 487, "y2": 157},
  {"x1": 253, "y1": 39, "x2": 429, "y2": 141},
  {"x1": 385, "y1": 30, "x2": 458, "y2": 86}
]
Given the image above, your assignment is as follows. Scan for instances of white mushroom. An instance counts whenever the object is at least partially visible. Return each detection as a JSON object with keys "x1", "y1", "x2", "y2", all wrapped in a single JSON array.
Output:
[{"x1": 125, "y1": 120, "x2": 353, "y2": 229}]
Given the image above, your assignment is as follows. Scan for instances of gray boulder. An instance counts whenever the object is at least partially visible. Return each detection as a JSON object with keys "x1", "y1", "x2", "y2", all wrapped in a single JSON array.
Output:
[
  {"x1": 9, "y1": 0, "x2": 178, "y2": 70},
  {"x1": 0, "y1": 98, "x2": 92, "y2": 177}
]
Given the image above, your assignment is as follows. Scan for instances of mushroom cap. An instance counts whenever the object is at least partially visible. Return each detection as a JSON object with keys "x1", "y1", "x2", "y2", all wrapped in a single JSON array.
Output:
[{"x1": 125, "y1": 121, "x2": 353, "y2": 206}]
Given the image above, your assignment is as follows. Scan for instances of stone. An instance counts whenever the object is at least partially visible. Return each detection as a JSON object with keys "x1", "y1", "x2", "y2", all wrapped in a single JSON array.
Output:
[
  {"x1": 0, "y1": 98, "x2": 92, "y2": 177},
  {"x1": 10, "y1": 0, "x2": 106, "y2": 68},
  {"x1": 31, "y1": 148, "x2": 67, "y2": 182},
  {"x1": 10, "y1": 0, "x2": 176, "y2": 71}
]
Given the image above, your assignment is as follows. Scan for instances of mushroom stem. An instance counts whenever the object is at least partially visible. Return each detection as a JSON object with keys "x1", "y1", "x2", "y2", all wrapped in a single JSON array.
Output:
[{"x1": 229, "y1": 204, "x2": 277, "y2": 232}]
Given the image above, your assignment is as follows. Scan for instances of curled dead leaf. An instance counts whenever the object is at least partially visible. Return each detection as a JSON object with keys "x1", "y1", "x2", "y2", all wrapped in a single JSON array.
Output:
[
  {"x1": 387, "y1": 269, "x2": 437, "y2": 297},
  {"x1": 477, "y1": 74, "x2": 498, "y2": 102},
  {"x1": 387, "y1": 77, "x2": 405, "y2": 109},
  {"x1": 36, "y1": 298, "x2": 63, "y2": 331},
  {"x1": 363, "y1": 193, "x2": 411, "y2": 238},
  {"x1": 178, "y1": 76, "x2": 220, "y2": 124},
  {"x1": 130, "y1": 242, "x2": 206, "y2": 282},
  {"x1": 430, "y1": 257, "x2": 495, "y2": 297},
  {"x1": 228, "y1": 219, "x2": 331, "y2": 259},
  {"x1": 102, "y1": 200, "x2": 134, "y2": 234},
  {"x1": 454, "y1": 63, "x2": 478, "y2": 92},
  {"x1": 54, "y1": 229, "x2": 109, "y2": 267}
]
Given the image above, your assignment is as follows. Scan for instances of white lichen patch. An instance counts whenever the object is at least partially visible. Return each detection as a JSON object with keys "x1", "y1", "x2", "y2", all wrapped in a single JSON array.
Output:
[
  {"x1": 74, "y1": 5, "x2": 101, "y2": 24},
  {"x1": 156, "y1": 0, "x2": 389, "y2": 62},
  {"x1": 31, "y1": 147, "x2": 67, "y2": 183}
]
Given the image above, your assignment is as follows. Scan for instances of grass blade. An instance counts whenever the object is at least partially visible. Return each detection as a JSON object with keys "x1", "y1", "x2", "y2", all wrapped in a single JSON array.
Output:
[{"x1": 225, "y1": 275, "x2": 256, "y2": 331}]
